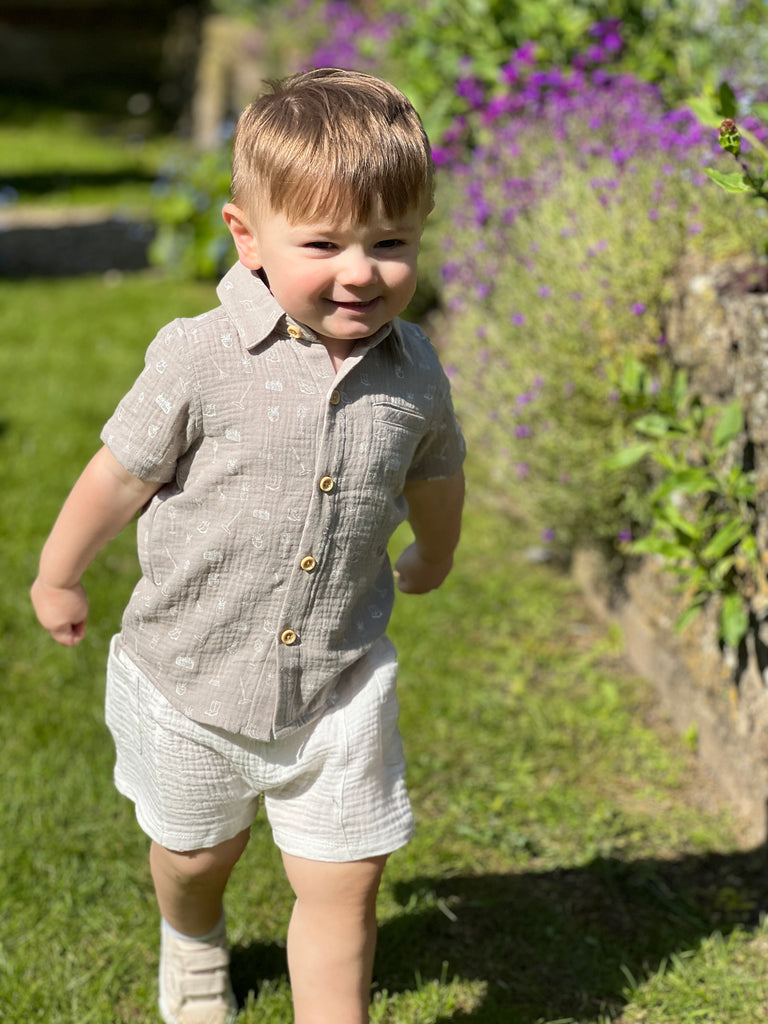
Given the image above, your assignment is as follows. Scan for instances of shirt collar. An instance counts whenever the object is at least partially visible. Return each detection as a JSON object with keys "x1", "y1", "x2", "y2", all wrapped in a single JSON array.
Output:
[{"x1": 216, "y1": 261, "x2": 409, "y2": 361}]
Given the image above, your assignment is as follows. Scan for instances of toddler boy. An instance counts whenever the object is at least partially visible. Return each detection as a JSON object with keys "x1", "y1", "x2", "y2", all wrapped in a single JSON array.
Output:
[{"x1": 31, "y1": 68, "x2": 465, "y2": 1024}]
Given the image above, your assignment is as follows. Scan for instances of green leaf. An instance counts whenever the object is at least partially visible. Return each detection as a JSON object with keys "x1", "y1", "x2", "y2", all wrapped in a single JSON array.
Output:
[
  {"x1": 701, "y1": 519, "x2": 751, "y2": 562},
  {"x1": 620, "y1": 357, "x2": 648, "y2": 396},
  {"x1": 672, "y1": 369, "x2": 689, "y2": 412},
  {"x1": 633, "y1": 413, "x2": 673, "y2": 438},
  {"x1": 660, "y1": 505, "x2": 703, "y2": 541},
  {"x1": 631, "y1": 536, "x2": 692, "y2": 560},
  {"x1": 675, "y1": 602, "x2": 705, "y2": 633},
  {"x1": 712, "y1": 401, "x2": 744, "y2": 447},
  {"x1": 685, "y1": 96, "x2": 722, "y2": 128},
  {"x1": 603, "y1": 443, "x2": 653, "y2": 470},
  {"x1": 718, "y1": 81, "x2": 738, "y2": 120},
  {"x1": 720, "y1": 592, "x2": 749, "y2": 649},
  {"x1": 651, "y1": 468, "x2": 713, "y2": 499},
  {"x1": 704, "y1": 168, "x2": 755, "y2": 194}
]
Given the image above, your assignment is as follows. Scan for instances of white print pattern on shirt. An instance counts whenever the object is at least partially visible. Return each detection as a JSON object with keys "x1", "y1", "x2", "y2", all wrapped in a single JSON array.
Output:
[{"x1": 101, "y1": 262, "x2": 465, "y2": 739}]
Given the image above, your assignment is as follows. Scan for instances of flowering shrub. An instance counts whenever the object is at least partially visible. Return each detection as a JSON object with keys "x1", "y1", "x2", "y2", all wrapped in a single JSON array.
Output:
[
  {"x1": 429, "y1": 32, "x2": 766, "y2": 551},
  {"x1": 280, "y1": 0, "x2": 768, "y2": 140}
]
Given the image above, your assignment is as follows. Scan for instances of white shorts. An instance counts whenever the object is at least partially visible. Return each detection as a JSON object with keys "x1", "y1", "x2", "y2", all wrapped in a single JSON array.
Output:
[{"x1": 105, "y1": 636, "x2": 414, "y2": 862}]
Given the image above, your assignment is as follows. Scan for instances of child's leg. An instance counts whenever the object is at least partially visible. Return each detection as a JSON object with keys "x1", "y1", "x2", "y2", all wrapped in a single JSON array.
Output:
[
  {"x1": 281, "y1": 852, "x2": 387, "y2": 1024},
  {"x1": 150, "y1": 827, "x2": 251, "y2": 936}
]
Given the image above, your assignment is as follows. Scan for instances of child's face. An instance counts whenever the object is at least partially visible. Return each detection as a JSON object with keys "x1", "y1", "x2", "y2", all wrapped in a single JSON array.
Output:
[{"x1": 229, "y1": 201, "x2": 424, "y2": 347}]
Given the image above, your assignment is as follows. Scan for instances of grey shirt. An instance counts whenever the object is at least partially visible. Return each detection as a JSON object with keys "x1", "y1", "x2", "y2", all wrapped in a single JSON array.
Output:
[{"x1": 102, "y1": 261, "x2": 465, "y2": 739}]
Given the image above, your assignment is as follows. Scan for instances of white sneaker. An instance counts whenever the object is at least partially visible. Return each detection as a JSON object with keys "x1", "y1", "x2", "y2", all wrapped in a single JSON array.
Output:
[{"x1": 158, "y1": 918, "x2": 237, "y2": 1024}]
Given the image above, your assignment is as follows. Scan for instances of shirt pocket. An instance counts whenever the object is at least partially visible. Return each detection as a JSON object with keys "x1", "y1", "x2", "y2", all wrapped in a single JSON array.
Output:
[
  {"x1": 371, "y1": 399, "x2": 427, "y2": 438},
  {"x1": 367, "y1": 399, "x2": 427, "y2": 494}
]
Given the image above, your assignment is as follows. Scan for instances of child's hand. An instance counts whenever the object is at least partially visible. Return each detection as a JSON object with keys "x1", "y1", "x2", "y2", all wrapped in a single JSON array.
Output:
[
  {"x1": 30, "y1": 578, "x2": 88, "y2": 646},
  {"x1": 394, "y1": 542, "x2": 454, "y2": 595}
]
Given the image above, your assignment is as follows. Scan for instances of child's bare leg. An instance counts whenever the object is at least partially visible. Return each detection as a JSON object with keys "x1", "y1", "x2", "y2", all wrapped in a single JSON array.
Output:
[
  {"x1": 282, "y1": 852, "x2": 387, "y2": 1024},
  {"x1": 150, "y1": 828, "x2": 250, "y2": 936}
]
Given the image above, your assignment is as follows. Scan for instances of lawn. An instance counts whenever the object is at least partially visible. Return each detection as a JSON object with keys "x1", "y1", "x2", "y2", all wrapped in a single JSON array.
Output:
[
  {"x1": 0, "y1": 109, "x2": 181, "y2": 212},
  {"x1": 2, "y1": 273, "x2": 767, "y2": 1023}
]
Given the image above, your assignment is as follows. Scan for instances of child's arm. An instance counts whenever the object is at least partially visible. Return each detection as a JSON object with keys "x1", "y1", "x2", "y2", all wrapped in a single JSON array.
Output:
[
  {"x1": 31, "y1": 445, "x2": 161, "y2": 646},
  {"x1": 395, "y1": 470, "x2": 465, "y2": 594}
]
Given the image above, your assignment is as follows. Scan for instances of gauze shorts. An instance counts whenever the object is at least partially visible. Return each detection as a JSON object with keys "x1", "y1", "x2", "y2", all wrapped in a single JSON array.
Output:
[{"x1": 105, "y1": 636, "x2": 414, "y2": 861}]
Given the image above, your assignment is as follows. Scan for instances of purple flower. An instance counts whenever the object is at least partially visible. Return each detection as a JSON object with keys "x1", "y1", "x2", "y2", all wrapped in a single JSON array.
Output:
[
  {"x1": 511, "y1": 312, "x2": 526, "y2": 325},
  {"x1": 516, "y1": 461, "x2": 530, "y2": 479},
  {"x1": 515, "y1": 424, "x2": 532, "y2": 438},
  {"x1": 631, "y1": 302, "x2": 647, "y2": 316},
  {"x1": 618, "y1": 529, "x2": 632, "y2": 543},
  {"x1": 431, "y1": 146, "x2": 455, "y2": 167},
  {"x1": 456, "y1": 75, "x2": 485, "y2": 109},
  {"x1": 514, "y1": 42, "x2": 537, "y2": 66},
  {"x1": 541, "y1": 527, "x2": 555, "y2": 543}
]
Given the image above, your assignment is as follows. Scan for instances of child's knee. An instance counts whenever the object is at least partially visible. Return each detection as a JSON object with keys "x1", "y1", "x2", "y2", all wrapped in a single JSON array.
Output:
[
  {"x1": 282, "y1": 852, "x2": 387, "y2": 909},
  {"x1": 152, "y1": 828, "x2": 250, "y2": 883}
]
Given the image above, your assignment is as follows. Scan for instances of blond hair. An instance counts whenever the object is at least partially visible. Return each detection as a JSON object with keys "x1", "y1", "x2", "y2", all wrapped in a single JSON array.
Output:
[{"x1": 231, "y1": 68, "x2": 434, "y2": 223}]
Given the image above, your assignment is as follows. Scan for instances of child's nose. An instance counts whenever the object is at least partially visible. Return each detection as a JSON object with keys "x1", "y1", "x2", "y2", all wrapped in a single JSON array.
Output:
[{"x1": 337, "y1": 248, "x2": 378, "y2": 287}]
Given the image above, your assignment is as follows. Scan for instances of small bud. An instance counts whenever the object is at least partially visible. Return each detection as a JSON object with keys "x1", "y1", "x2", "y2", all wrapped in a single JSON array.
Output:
[{"x1": 719, "y1": 118, "x2": 741, "y2": 157}]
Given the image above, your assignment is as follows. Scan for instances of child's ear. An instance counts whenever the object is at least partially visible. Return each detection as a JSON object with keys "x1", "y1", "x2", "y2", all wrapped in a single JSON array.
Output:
[{"x1": 222, "y1": 203, "x2": 262, "y2": 269}]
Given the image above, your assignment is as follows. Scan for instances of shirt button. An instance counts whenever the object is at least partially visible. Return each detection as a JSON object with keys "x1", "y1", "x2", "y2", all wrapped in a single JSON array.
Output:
[
  {"x1": 280, "y1": 628, "x2": 298, "y2": 646},
  {"x1": 286, "y1": 324, "x2": 302, "y2": 339},
  {"x1": 330, "y1": 389, "x2": 341, "y2": 406},
  {"x1": 300, "y1": 555, "x2": 317, "y2": 572},
  {"x1": 319, "y1": 476, "x2": 335, "y2": 493}
]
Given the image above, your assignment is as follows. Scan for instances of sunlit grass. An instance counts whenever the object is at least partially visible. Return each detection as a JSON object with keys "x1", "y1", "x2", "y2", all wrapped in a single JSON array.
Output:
[{"x1": 0, "y1": 112, "x2": 184, "y2": 211}]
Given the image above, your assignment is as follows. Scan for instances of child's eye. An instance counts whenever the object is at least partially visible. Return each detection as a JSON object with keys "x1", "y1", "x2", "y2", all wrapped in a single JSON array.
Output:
[
  {"x1": 375, "y1": 238, "x2": 405, "y2": 250},
  {"x1": 304, "y1": 241, "x2": 336, "y2": 251}
]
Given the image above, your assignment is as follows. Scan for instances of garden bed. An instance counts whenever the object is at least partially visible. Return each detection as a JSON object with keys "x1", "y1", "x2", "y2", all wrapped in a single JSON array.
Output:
[{"x1": 574, "y1": 255, "x2": 768, "y2": 849}]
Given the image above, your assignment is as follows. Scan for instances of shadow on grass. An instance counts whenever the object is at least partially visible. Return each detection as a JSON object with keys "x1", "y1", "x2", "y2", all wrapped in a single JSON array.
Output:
[
  {"x1": 230, "y1": 940, "x2": 288, "y2": 1004},
  {"x1": 380, "y1": 845, "x2": 768, "y2": 1022},
  {"x1": 3, "y1": 170, "x2": 157, "y2": 196},
  {"x1": 231, "y1": 844, "x2": 768, "y2": 1022}
]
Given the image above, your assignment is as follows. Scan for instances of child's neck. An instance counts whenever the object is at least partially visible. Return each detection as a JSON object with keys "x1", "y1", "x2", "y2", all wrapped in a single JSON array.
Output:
[{"x1": 320, "y1": 338, "x2": 357, "y2": 373}]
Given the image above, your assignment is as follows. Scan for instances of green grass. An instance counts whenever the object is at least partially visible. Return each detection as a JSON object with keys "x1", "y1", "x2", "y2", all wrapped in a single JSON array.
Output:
[
  {"x1": 0, "y1": 111, "x2": 182, "y2": 211},
  {"x1": 2, "y1": 274, "x2": 768, "y2": 1023}
]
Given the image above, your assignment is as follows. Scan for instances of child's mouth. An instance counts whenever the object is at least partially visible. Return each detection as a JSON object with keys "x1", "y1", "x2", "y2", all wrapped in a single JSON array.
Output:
[{"x1": 331, "y1": 298, "x2": 379, "y2": 313}]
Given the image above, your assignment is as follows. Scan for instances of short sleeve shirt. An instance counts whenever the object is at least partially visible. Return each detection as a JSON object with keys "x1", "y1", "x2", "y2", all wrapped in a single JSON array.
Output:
[{"x1": 102, "y1": 262, "x2": 465, "y2": 739}]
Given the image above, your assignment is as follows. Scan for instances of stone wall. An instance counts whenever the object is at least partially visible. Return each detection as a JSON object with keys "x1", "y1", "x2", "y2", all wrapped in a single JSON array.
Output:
[{"x1": 574, "y1": 256, "x2": 768, "y2": 846}]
